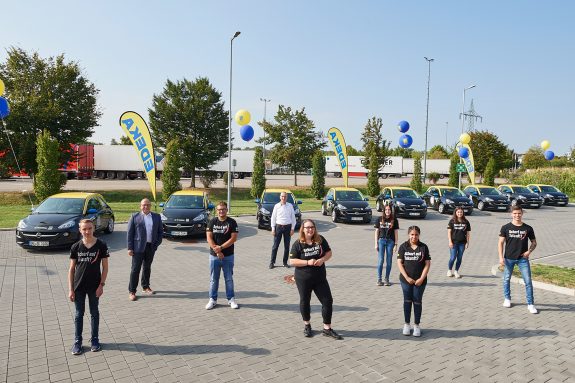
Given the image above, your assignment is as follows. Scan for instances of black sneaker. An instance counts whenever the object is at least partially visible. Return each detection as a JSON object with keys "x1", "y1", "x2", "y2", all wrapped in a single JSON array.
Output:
[
  {"x1": 377, "y1": 280, "x2": 383, "y2": 286},
  {"x1": 90, "y1": 338, "x2": 101, "y2": 352},
  {"x1": 71, "y1": 341, "x2": 83, "y2": 355},
  {"x1": 384, "y1": 279, "x2": 391, "y2": 286},
  {"x1": 269, "y1": 263, "x2": 275, "y2": 269},
  {"x1": 322, "y1": 328, "x2": 343, "y2": 340},
  {"x1": 304, "y1": 324, "x2": 313, "y2": 337},
  {"x1": 283, "y1": 263, "x2": 291, "y2": 268}
]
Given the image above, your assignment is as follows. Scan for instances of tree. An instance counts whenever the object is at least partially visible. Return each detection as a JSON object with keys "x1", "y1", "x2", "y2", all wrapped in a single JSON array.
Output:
[
  {"x1": 251, "y1": 147, "x2": 266, "y2": 198},
  {"x1": 448, "y1": 149, "x2": 459, "y2": 187},
  {"x1": 410, "y1": 153, "x2": 423, "y2": 193},
  {"x1": 346, "y1": 145, "x2": 362, "y2": 156},
  {"x1": 260, "y1": 105, "x2": 325, "y2": 186},
  {"x1": 366, "y1": 149, "x2": 380, "y2": 197},
  {"x1": 0, "y1": 47, "x2": 101, "y2": 176},
  {"x1": 310, "y1": 151, "x2": 326, "y2": 199},
  {"x1": 160, "y1": 139, "x2": 182, "y2": 201},
  {"x1": 360, "y1": 117, "x2": 390, "y2": 170},
  {"x1": 428, "y1": 145, "x2": 449, "y2": 159},
  {"x1": 119, "y1": 135, "x2": 132, "y2": 145},
  {"x1": 484, "y1": 157, "x2": 497, "y2": 186},
  {"x1": 521, "y1": 146, "x2": 546, "y2": 169},
  {"x1": 34, "y1": 130, "x2": 66, "y2": 202},
  {"x1": 468, "y1": 130, "x2": 513, "y2": 176},
  {"x1": 148, "y1": 77, "x2": 228, "y2": 187},
  {"x1": 389, "y1": 146, "x2": 415, "y2": 158}
]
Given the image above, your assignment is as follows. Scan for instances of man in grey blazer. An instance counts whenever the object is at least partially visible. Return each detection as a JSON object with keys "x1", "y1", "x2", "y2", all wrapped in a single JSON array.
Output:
[{"x1": 127, "y1": 198, "x2": 163, "y2": 301}]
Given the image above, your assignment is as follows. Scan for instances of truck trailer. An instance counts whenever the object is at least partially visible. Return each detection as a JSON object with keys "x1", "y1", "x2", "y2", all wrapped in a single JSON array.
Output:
[{"x1": 325, "y1": 155, "x2": 403, "y2": 178}]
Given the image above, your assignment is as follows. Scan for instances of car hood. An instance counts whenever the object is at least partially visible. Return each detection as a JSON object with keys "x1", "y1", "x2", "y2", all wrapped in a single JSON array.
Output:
[
  {"x1": 481, "y1": 194, "x2": 508, "y2": 201},
  {"x1": 337, "y1": 200, "x2": 370, "y2": 209},
  {"x1": 540, "y1": 191, "x2": 567, "y2": 197},
  {"x1": 162, "y1": 208, "x2": 206, "y2": 221},
  {"x1": 515, "y1": 192, "x2": 541, "y2": 198},
  {"x1": 443, "y1": 196, "x2": 472, "y2": 203},
  {"x1": 22, "y1": 213, "x2": 80, "y2": 229},
  {"x1": 395, "y1": 198, "x2": 425, "y2": 205}
]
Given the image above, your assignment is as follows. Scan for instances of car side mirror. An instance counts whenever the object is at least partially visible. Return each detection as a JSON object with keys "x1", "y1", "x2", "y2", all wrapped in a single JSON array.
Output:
[
  {"x1": 87, "y1": 208, "x2": 98, "y2": 214},
  {"x1": 327, "y1": 196, "x2": 334, "y2": 201},
  {"x1": 159, "y1": 202, "x2": 165, "y2": 207},
  {"x1": 297, "y1": 200, "x2": 302, "y2": 204},
  {"x1": 208, "y1": 203, "x2": 215, "y2": 210},
  {"x1": 254, "y1": 198, "x2": 261, "y2": 204},
  {"x1": 364, "y1": 197, "x2": 369, "y2": 201}
]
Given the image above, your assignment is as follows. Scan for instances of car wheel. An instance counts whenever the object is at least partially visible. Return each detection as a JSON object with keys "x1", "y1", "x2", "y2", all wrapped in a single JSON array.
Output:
[
  {"x1": 331, "y1": 209, "x2": 338, "y2": 223},
  {"x1": 467, "y1": 209, "x2": 473, "y2": 216},
  {"x1": 478, "y1": 201, "x2": 485, "y2": 211},
  {"x1": 104, "y1": 218, "x2": 114, "y2": 234},
  {"x1": 511, "y1": 199, "x2": 518, "y2": 206},
  {"x1": 438, "y1": 203, "x2": 446, "y2": 214},
  {"x1": 376, "y1": 200, "x2": 382, "y2": 212},
  {"x1": 321, "y1": 203, "x2": 327, "y2": 216}
]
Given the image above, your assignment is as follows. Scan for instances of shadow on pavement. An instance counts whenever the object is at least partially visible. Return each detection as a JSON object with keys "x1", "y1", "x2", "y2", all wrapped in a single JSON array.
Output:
[
  {"x1": 328, "y1": 264, "x2": 376, "y2": 269},
  {"x1": 137, "y1": 290, "x2": 279, "y2": 300},
  {"x1": 341, "y1": 327, "x2": 558, "y2": 340},
  {"x1": 239, "y1": 303, "x2": 369, "y2": 312},
  {"x1": 111, "y1": 342, "x2": 271, "y2": 356},
  {"x1": 428, "y1": 281, "x2": 497, "y2": 287}
]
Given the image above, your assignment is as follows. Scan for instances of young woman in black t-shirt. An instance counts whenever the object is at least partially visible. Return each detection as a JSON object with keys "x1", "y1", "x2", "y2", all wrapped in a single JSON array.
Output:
[
  {"x1": 374, "y1": 204, "x2": 399, "y2": 286},
  {"x1": 447, "y1": 207, "x2": 471, "y2": 279},
  {"x1": 289, "y1": 219, "x2": 342, "y2": 340},
  {"x1": 397, "y1": 226, "x2": 431, "y2": 337}
]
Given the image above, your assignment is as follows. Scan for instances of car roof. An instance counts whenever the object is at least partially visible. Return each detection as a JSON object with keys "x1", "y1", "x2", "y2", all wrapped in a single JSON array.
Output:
[
  {"x1": 385, "y1": 186, "x2": 414, "y2": 191},
  {"x1": 49, "y1": 192, "x2": 102, "y2": 199},
  {"x1": 499, "y1": 184, "x2": 526, "y2": 188},
  {"x1": 333, "y1": 187, "x2": 359, "y2": 191},
  {"x1": 526, "y1": 184, "x2": 551, "y2": 187},
  {"x1": 466, "y1": 184, "x2": 496, "y2": 188},
  {"x1": 436, "y1": 186, "x2": 458, "y2": 190},
  {"x1": 172, "y1": 190, "x2": 206, "y2": 196},
  {"x1": 264, "y1": 188, "x2": 293, "y2": 193}
]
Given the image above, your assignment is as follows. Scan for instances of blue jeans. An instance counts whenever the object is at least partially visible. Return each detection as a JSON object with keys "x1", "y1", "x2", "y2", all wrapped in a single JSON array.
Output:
[
  {"x1": 400, "y1": 280, "x2": 427, "y2": 325},
  {"x1": 209, "y1": 254, "x2": 235, "y2": 301},
  {"x1": 74, "y1": 288, "x2": 99, "y2": 342},
  {"x1": 448, "y1": 243, "x2": 466, "y2": 271},
  {"x1": 503, "y1": 257, "x2": 534, "y2": 305},
  {"x1": 377, "y1": 238, "x2": 395, "y2": 281}
]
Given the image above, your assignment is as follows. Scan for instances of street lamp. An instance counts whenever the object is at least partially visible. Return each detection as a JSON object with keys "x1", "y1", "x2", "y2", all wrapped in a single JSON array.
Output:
[
  {"x1": 227, "y1": 31, "x2": 241, "y2": 212},
  {"x1": 458, "y1": 84, "x2": 476, "y2": 189},
  {"x1": 423, "y1": 57, "x2": 434, "y2": 182},
  {"x1": 260, "y1": 97, "x2": 270, "y2": 174}
]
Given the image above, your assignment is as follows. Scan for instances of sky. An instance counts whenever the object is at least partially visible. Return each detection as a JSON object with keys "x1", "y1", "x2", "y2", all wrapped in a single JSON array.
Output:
[{"x1": 2, "y1": 0, "x2": 574, "y2": 156}]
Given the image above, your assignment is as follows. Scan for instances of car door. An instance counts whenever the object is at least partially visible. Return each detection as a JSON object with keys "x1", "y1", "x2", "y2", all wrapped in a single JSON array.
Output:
[
  {"x1": 326, "y1": 189, "x2": 335, "y2": 213},
  {"x1": 86, "y1": 197, "x2": 104, "y2": 230},
  {"x1": 429, "y1": 187, "x2": 440, "y2": 209},
  {"x1": 465, "y1": 187, "x2": 479, "y2": 206}
]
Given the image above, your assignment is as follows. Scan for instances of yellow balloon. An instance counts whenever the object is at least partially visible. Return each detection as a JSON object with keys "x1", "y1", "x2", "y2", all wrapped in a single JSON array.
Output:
[
  {"x1": 460, "y1": 133, "x2": 471, "y2": 144},
  {"x1": 541, "y1": 140, "x2": 550, "y2": 150},
  {"x1": 235, "y1": 109, "x2": 251, "y2": 126},
  {"x1": 0, "y1": 79, "x2": 5, "y2": 96}
]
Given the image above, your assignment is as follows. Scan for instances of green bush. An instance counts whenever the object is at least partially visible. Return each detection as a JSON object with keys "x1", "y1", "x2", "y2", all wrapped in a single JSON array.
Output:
[
  {"x1": 310, "y1": 151, "x2": 326, "y2": 199},
  {"x1": 161, "y1": 139, "x2": 182, "y2": 200},
  {"x1": 427, "y1": 172, "x2": 440, "y2": 184},
  {"x1": 34, "y1": 130, "x2": 66, "y2": 202},
  {"x1": 410, "y1": 154, "x2": 423, "y2": 193},
  {"x1": 514, "y1": 168, "x2": 575, "y2": 197},
  {"x1": 251, "y1": 147, "x2": 266, "y2": 198},
  {"x1": 200, "y1": 170, "x2": 218, "y2": 189}
]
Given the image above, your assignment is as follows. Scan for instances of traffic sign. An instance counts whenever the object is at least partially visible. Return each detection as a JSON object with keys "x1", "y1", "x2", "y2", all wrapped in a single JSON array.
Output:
[{"x1": 456, "y1": 163, "x2": 466, "y2": 172}]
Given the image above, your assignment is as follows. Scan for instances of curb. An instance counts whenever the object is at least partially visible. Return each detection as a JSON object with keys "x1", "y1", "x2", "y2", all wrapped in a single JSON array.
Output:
[{"x1": 491, "y1": 265, "x2": 575, "y2": 297}]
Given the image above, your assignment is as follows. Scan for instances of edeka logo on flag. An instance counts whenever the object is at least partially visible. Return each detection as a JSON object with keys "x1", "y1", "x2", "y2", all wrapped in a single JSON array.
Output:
[
  {"x1": 456, "y1": 142, "x2": 475, "y2": 185},
  {"x1": 119, "y1": 111, "x2": 157, "y2": 201},
  {"x1": 327, "y1": 127, "x2": 349, "y2": 187}
]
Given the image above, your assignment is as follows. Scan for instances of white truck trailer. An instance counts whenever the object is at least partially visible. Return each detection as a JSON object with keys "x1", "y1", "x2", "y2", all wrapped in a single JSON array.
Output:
[
  {"x1": 325, "y1": 156, "x2": 403, "y2": 178},
  {"x1": 93, "y1": 145, "x2": 147, "y2": 180},
  {"x1": 210, "y1": 150, "x2": 255, "y2": 179},
  {"x1": 402, "y1": 158, "x2": 451, "y2": 178}
]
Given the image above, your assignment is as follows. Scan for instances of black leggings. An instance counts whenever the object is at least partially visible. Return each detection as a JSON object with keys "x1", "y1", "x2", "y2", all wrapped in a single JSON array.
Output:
[{"x1": 295, "y1": 275, "x2": 333, "y2": 324}]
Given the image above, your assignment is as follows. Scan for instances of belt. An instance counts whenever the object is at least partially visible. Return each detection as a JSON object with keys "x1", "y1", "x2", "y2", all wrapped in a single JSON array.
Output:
[{"x1": 276, "y1": 224, "x2": 291, "y2": 227}]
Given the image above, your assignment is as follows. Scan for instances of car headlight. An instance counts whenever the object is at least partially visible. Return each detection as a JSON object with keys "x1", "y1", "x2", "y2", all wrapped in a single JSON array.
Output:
[
  {"x1": 260, "y1": 207, "x2": 270, "y2": 215},
  {"x1": 421, "y1": 202, "x2": 427, "y2": 207},
  {"x1": 160, "y1": 213, "x2": 168, "y2": 221},
  {"x1": 445, "y1": 199, "x2": 454, "y2": 204},
  {"x1": 58, "y1": 220, "x2": 76, "y2": 229},
  {"x1": 544, "y1": 194, "x2": 552, "y2": 198},
  {"x1": 484, "y1": 197, "x2": 493, "y2": 202},
  {"x1": 193, "y1": 213, "x2": 206, "y2": 222},
  {"x1": 337, "y1": 204, "x2": 347, "y2": 210},
  {"x1": 396, "y1": 201, "x2": 405, "y2": 207},
  {"x1": 518, "y1": 195, "x2": 526, "y2": 199},
  {"x1": 17, "y1": 220, "x2": 28, "y2": 230}
]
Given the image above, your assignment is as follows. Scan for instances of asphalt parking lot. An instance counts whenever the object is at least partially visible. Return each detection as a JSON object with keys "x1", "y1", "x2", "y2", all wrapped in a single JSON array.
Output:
[{"x1": 1, "y1": 204, "x2": 574, "y2": 382}]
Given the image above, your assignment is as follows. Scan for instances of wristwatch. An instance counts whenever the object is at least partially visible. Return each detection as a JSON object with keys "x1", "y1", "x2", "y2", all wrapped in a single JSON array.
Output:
[{"x1": 99, "y1": 282, "x2": 106, "y2": 287}]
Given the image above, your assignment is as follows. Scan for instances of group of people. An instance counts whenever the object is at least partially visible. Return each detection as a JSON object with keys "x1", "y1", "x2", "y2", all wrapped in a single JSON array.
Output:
[{"x1": 67, "y1": 193, "x2": 539, "y2": 354}]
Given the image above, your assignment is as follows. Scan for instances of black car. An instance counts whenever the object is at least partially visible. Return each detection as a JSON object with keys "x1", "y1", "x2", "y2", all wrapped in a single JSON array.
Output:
[
  {"x1": 497, "y1": 185, "x2": 544, "y2": 208},
  {"x1": 527, "y1": 184, "x2": 569, "y2": 206},
  {"x1": 16, "y1": 192, "x2": 115, "y2": 249},
  {"x1": 160, "y1": 191, "x2": 214, "y2": 237},
  {"x1": 422, "y1": 186, "x2": 474, "y2": 215},
  {"x1": 375, "y1": 187, "x2": 427, "y2": 218},
  {"x1": 321, "y1": 187, "x2": 372, "y2": 223},
  {"x1": 463, "y1": 185, "x2": 510, "y2": 212},
  {"x1": 255, "y1": 189, "x2": 302, "y2": 230}
]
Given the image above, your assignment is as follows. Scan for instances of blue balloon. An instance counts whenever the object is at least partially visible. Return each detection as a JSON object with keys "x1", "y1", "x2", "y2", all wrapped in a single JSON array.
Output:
[
  {"x1": 397, "y1": 120, "x2": 410, "y2": 133},
  {"x1": 544, "y1": 150, "x2": 555, "y2": 161},
  {"x1": 399, "y1": 134, "x2": 413, "y2": 148},
  {"x1": 240, "y1": 124, "x2": 254, "y2": 141},
  {"x1": 0, "y1": 97, "x2": 9, "y2": 119},
  {"x1": 458, "y1": 147, "x2": 469, "y2": 159}
]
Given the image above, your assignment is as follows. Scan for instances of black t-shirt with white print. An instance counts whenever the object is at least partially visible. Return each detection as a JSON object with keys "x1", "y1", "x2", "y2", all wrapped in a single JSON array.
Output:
[
  {"x1": 207, "y1": 217, "x2": 239, "y2": 257},
  {"x1": 290, "y1": 235, "x2": 331, "y2": 279},
  {"x1": 499, "y1": 222, "x2": 535, "y2": 260},
  {"x1": 374, "y1": 217, "x2": 399, "y2": 240},
  {"x1": 70, "y1": 239, "x2": 109, "y2": 292},
  {"x1": 397, "y1": 241, "x2": 431, "y2": 284},
  {"x1": 447, "y1": 218, "x2": 471, "y2": 244}
]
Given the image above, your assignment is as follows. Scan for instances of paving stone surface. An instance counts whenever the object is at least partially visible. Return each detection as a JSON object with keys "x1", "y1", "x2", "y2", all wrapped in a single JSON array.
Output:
[{"x1": 1, "y1": 204, "x2": 574, "y2": 382}]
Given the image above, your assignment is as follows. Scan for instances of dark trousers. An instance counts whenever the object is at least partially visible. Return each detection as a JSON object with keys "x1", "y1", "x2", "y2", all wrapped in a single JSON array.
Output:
[
  {"x1": 270, "y1": 225, "x2": 291, "y2": 265},
  {"x1": 74, "y1": 288, "x2": 99, "y2": 342},
  {"x1": 129, "y1": 243, "x2": 155, "y2": 293},
  {"x1": 400, "y1": 279, "x2": 427, "y2": 325},
  {"x1": 295, "y1": 275, "x2": 333, "y2": 324}
]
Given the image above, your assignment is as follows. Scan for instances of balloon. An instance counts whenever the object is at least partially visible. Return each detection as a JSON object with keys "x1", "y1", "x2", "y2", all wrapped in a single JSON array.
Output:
[
  {"x1": 541, "y1": 140, "x2": 550, "y2": 151},
  {"x1": 544, "y1": 150, "x2": 555, "y2": 161},
  {"x1": 0, "y1": 79, "x2": 5, "y2": 96},
  {"x1": 397, "y1": 120, "x2": 410, "y2": 133},
  {"x1": 240, "y1": 125, "x2": 254, "y2": 141},
  {"x1": 0, "y1": 97, "x2": 10, "y2": 119},
  {"x1": 235, "y1": 109, "x2": 251, "y2": 126},
  {"x1": 460, "y1": 133, "x2": 471, "y2": 144},
  {"x1": 458, "y1": 147, "x2": 469, "y2": 158},
  {"x1": 398, "y1": 134, "x2": 413, "y2": 148}
]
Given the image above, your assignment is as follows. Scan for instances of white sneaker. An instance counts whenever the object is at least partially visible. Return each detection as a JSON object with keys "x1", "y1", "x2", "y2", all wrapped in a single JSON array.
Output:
[
  {"x1": 412, "y1": 325, "x2": 421, "y2": 337},
  {"x1": 402, "y1": 324, "x2": 411, "y2": 336},
  {"x1": 205, "y1": 299, "x2": 216, "y2": 310},
  {"x1": 447, "y1": 270, "x2": 453, "y2": 277},
  {"x1": 502, "y1": 299, "x2": 511, "y2": 308},
  {"x1": 527, "y1": 305, "x2": 538, "y2": 314},
  {"x1": 228, "y1": 298, "x2": 239, "y2": 309},
  {"x1": 454, "y1": 270, "x2": 461, "y2": 279}
]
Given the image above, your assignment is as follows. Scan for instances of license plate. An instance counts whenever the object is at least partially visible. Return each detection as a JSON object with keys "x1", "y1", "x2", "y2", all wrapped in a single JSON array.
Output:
[
  {"x1": 351, "y1": 217, "x2": 363, "y2": 221},
  {"x1": 29, "y1": 241, "x2": 49, "y2": 247},
  {"x1": 171, "y1": 231, "x2": 187, "y2": 236},
  {"x1": 530, "y1": 204, "x2": 539, "y2": 207},
  {"x1": 498, "y1": 206, "x2": 507, "y2": 209},
  {"x1": 409, "y1": 212, "x2": 420, "y2": 216}
]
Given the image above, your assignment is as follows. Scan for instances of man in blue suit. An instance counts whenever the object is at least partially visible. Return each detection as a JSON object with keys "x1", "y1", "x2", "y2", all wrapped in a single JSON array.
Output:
[{"x1": 127, "y1": 198, "x2": 163, "y2": 301}]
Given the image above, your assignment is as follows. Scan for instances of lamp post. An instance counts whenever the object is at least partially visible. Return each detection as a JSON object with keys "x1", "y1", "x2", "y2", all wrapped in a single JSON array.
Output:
[
  {"x1": 227, "y1": 31, "x2": 241, "y2": 211},
  {"x1": 423, "y1": 57, "x2": 434, "y2": 182},
  {"x1": 445, "y1": 121, "x2": 448, "y2": 148},
  {"x1": 458, "y1": 84, "x2": 476, "y2": 189},
  {"x1": 260, "y1": 97, "x2": 270, "y2": 174}
]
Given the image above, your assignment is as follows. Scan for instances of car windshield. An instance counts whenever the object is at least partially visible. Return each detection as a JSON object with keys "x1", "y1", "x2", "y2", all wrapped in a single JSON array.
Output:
[
  {"x1": 165, "y1": 195, "x2": 204, "y2": 209},
  {"x1": 539, "y1": 186, "x2": 559, "y2": 193},
  {"x1": 393, "y1": 189, "x2": 417, "y2": 198},
  {"x1": 336, "y1": 190, "x2": 364, "y2": 201},
  {"x1": 263, "y1": 192, "x2": 295, "y2": 204},
  {"x1": 442, "y1": 188, "x2": 465, "y2": 197},
  {"x1": 35, "y1": 198, "x2": 84, "y2": 214},
  {"x1": 478, "y1": 187, "x2": 500, "y2": 196},
  {"x1": 513, "y1": 186, "x2": 531, "y2": 193}
]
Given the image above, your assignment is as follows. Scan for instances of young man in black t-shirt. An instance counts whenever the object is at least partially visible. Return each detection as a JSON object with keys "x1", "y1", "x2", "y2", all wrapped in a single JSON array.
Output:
[
  {"x1": 205, "y1": 201, "x2": 239, "y2": 310},
  {"x1": 68, "y1": 219, "x2": 109, "y2": 355},
  {"x1": 498, "y1": 206, "x2": 538, "y2": 314}
]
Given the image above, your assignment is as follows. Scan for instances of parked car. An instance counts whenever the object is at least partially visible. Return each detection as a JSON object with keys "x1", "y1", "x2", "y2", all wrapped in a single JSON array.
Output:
[
  {"x1": 422, "y1": 186, "x2": 474, "y2": 215},
  {"x1": 160, "y1": 190, "x2": 214, "y2": 238},
  {"x1": 16, "y1": 192, "x2": 115, "y2": 249},
  {"x1": 527, "y1": 184, "x2": 569, "y2": 206},
  {"x1": 497, "y1": 184, "x2": 544, "y2": 208},
  {"x1": 375, "y1": 187, "x2": 427, "y2": 218},
  {"x1": 255, "y1": 189, "x2": 302, "y2": 230},
  {"x1": 463, "y1": 185, "x2": 510, "y2": 211},
  {"x1": 321, "y1": 187, "x2": 372, "y2": 223}
]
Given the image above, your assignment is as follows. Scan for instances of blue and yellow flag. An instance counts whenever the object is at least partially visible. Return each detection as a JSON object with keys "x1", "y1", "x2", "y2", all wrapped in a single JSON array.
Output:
[
  {"x1": 456, "y1": 142, "x2": 475, "y2": 185},
  {"x1": 327, "y1": 127, "x2": 349, "y2": 187},
  {"x1": 119, "y1": 111, "x2": 157, "y2": 201}
]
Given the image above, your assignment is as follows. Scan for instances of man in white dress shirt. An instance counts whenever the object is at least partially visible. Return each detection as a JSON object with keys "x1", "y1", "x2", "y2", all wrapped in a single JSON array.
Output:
[{"x1": 269, "y1": 192, "x2": 296, "y2": 269}]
